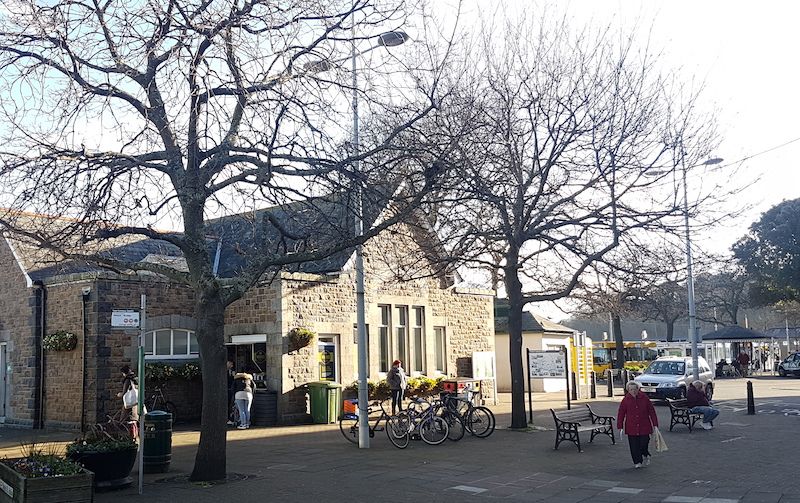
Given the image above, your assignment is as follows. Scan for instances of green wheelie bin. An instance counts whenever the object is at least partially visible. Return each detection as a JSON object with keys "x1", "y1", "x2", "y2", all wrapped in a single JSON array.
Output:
[
  {"x1": 307, "y1": 381, "x2": 342, "y2": 424},
  {"x1": 143, "y1": 410, "x2": 173, "y2": 473}
]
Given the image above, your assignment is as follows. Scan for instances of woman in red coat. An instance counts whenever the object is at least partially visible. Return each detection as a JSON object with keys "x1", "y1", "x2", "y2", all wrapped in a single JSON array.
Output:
[{"x1": 617, "y1": 381, "x2": 659, "y2": 468}]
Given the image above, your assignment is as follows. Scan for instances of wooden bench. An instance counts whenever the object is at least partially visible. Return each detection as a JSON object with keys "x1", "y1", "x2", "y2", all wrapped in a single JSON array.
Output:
[
  {"x1": 550, "y1": 404, "x2": 615, "y2": 452},
  {"x1": 667, "y1": 399, "x2": 707, "y2": 432}
]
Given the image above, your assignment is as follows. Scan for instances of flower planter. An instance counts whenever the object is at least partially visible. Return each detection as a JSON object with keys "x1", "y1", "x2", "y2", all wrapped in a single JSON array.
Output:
[
  {"x1": 67, "y1": 446, "x2": 137, "y2": 491},
  {"x1": 0, "y1": 460, "x2": 93, "y2": 503}
]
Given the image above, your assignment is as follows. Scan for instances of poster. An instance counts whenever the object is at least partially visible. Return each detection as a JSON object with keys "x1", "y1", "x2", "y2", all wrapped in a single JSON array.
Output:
[{"x1": 528, "y1": 350, "x2": 566, "y2": 378}]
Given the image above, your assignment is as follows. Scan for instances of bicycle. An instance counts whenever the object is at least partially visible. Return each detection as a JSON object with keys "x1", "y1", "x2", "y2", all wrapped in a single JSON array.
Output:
[
  {"x1": 432, "y1": 398, "x2": 465, "y2": 441},
  {"x1": 339, "y1": 399, "x2": 390, "y2": 444},
  {"x1": 145, "y1": 385, "x2": 178, "y2": 423},
  {"x1": 387, "y1": 397, "x2": 449, "y2": 449},
  {"x1": 441, "y1": 391, "x2": 495, "y2": 438}
]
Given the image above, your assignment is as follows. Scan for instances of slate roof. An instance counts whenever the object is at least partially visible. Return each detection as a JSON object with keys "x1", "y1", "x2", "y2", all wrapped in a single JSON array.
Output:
[
  {"x1": 494, "y1": 299, "x2": 575, "y2": 335},
  {"x1": 4, "y1": 186, "x2": 433, "y2": 282},
  {"x1": 690, "y1": 325, "x2": 768, "y2": 341}
]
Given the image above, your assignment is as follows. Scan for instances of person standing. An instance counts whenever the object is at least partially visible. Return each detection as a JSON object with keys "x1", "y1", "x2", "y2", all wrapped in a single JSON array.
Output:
[
  {"x1": 617, "y1": 381, "x2": 659, "y2": 469},
  {"x1": 686, "y1": 380, "x2": 720, "y2": 429},
  {"x1": 233, "y1": 372, "x2": 254, "y2": 429},
  {"x1": 386, "y1": 360, "x2": 408, "y2": 415},
  {"x1": 737, "y1": 351, "x2": 751, "y2": 377},
  {"x1": 227, "y1": 360, "x2": 236, "y2": 425}
]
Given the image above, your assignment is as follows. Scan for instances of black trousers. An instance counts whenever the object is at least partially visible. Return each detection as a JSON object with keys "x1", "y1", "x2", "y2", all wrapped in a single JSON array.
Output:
[
  {"x1": 627, "y1": 434, "x2": 651, "y2": 464},
  {"x1": 390, "y1": 389, "x2": 403, "y2": 414}
]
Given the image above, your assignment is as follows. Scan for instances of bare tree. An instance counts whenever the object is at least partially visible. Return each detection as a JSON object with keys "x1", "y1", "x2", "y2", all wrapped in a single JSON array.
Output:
[
  {"x1": 628, "y1": 247, "x2": 688, "y2": 342},
  {"x1": 694, "y1": 261, "x2": 751, "y2": 327},
  {"x1": 0, "y1": 0, "x2": 456, "y2": 480},
  {"x1": 430, "y1": 14, "x2": 721, "y2": 428}
]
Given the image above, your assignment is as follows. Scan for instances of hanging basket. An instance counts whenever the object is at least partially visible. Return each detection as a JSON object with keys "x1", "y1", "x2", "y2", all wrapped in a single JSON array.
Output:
[
  {"x1": 287, "y1": 327, "x2": 315, "y2": 353},
  {"x1": 43, "y1": 330, "x2": 78, "y2": 351}
]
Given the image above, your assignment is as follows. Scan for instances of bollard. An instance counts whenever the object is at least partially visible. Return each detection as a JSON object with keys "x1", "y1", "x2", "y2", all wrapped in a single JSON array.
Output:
[
  {"x1": 746, "y1": 380, "x2": 755, "y2": 415},
  {"x1": 606, "y1": 369, "x2": 614, "y2": 397},
  {"x1": 622, "y1": 369, "x2": 630, "y2": 385},
  {"x1": 571, "y1": 372, "x2": 578, "y2": 401},
  {"x1": 590, "y1": 371, "x2": 597, "y2": 399}
]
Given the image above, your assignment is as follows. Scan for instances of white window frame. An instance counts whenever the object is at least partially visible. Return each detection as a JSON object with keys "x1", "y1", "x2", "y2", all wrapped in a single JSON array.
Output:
[
  {"x1": 378, "y1": 305, "x2": 391, "y2": 372},
  {"x1": 144, "y1": 329, "x2": 199, "y2": 360},
  {"x1": 434, "y1": 326, "x2": 447, "y2": 373},
  {"x1": 412, "y1": 306, "x2": 425, "y2": 373}
]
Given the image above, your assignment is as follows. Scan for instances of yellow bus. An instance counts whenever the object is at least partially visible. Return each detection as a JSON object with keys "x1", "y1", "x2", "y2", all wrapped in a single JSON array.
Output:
[{"x1": 591, "y1": 341, "x2": 658, "y2": 376}]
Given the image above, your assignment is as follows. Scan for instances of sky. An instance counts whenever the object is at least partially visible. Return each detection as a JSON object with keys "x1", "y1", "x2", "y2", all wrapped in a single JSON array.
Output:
[{"x1": 447, "y1": 0, "x2": 800, "y2": 319}]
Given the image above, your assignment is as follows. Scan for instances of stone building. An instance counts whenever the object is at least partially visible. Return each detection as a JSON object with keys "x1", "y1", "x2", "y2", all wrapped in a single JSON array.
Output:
[{"x1": 0, "y1": 203, "x2": 495, "y2": 428}]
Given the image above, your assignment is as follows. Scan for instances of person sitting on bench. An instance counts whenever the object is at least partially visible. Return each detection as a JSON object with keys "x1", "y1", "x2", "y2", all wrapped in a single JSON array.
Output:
[{"x1": 686, "y1": 380, "x2": 720, "y2": 430}]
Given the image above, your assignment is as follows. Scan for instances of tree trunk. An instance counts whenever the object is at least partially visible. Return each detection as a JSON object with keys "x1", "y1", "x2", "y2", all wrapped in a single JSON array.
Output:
[
  {"x1": 665, "y1": 321, "x2": 674, "y2": 342},
  {"x1": 613, "y1": 315, "x2": 625, "y2": 369},
  {"x1": 505, "y1": 264, "x2": 528, "y2": 429},
  {"x1": 189, "y1": 290, "x2": 228, "y2": 482}
]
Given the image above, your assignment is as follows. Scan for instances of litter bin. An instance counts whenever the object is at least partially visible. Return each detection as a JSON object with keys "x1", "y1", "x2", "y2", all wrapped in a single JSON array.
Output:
[
  {"x1": 307, "y1": 381, "x2": 342, "y2": 424},
  {"x1": 143, "y1": 410, "x2": 172, "y2": 473},
  {"x1": 440, "y1": 378, "x2": 481, "y2": 404}
]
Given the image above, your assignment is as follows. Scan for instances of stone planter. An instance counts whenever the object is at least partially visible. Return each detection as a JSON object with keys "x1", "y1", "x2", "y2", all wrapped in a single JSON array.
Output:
[
  {"x1": 67, "y1": 446, "x2": 137, "y2": 491},
  {"x1": 0, "y1": 459, "x2": 93, "y2": 503}
]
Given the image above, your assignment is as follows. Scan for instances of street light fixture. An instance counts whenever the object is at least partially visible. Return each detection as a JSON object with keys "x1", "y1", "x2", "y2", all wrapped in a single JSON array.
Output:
[
  {"x1": 351, "y1": 30, "x2": 408, "y2": 449},
  {"x1": 646, "y1": 154, "x2": 723, "y2": 380}
]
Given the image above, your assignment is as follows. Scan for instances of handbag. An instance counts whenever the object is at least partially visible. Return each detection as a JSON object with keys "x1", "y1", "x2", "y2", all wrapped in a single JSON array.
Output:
[
  {"x1": 123, "y1": 385, "x2": 138, "y2": 409},
  {"x1": 652, "y1": 426, "x2": 668, "y2": 453}
]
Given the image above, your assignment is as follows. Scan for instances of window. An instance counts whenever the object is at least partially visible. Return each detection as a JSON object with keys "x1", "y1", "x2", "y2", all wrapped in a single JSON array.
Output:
[
  {"x1": 412, "y1": 307, "x2": 425, "y2": 372},
  {"x1": 144, "y1": 329, "x2": 198, "y2": 359},
  {"x1": 434, "y1": 326, "x2": 446, "y2": 373},
  {"x1": 378, "y1": 305, "x2": 391, "y2": 372},
  {"x1": 396, "y1": 306, "x2": 409, "y2": 367}
]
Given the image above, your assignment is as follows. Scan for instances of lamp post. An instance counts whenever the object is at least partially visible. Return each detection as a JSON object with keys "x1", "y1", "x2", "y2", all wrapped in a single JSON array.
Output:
[
  {"x1": 645, "y1": 153, "x2": 723, "y2": 380},
  {"x1": 351, "y1": 29, "x2": 408, "y2": 449},
  {"x1": 302, "y1": 29, "x2": 407, "y2": 448},
  {"x1": 678, "y1": 152, "x2": 723, "y2": 380}
]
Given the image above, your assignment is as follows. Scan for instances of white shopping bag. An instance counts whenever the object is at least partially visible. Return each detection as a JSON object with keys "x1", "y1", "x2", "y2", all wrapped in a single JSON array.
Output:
[{"x1": 653, "y1": 426, "x2": 668, "y2": 453}]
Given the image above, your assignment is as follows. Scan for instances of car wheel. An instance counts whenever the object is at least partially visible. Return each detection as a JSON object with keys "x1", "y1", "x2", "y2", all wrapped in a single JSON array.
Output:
[
  {"x1": 779, "y1": 366, "x2": 787, "y2": 377},
  {"x1": 705, "y1": 384, "x2": 714, "y2": 400}
]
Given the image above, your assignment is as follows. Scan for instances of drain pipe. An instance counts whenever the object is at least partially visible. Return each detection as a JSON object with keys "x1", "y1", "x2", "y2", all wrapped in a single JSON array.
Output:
[
  {"x1": 80, "y1": 287, "x2": 90, "y2": 432},
  {"x1": 32, "y1": 280, "x2": 46, "y2": 429}
]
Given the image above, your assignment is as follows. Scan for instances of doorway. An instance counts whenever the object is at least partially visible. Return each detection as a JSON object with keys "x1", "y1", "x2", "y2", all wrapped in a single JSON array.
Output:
[{"x1": 318, "y1": 335, "x2": 339, "y2": 382}]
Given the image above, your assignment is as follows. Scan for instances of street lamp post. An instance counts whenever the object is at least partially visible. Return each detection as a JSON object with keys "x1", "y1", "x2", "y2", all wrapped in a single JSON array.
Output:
[
  {"x1": 679, "y1": 152, "x2": 723, "y2": 381},
  {"x1": 351, "y1": 29, "x2": 408, "y2": 449}
]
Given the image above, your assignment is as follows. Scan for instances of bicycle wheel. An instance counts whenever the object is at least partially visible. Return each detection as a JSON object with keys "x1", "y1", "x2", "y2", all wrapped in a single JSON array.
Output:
[
  {"x1": 443, "y1": 411, "x2": 465, "y2": 441},
  {"x1": 419, "y1": 416, "x2": 449, "y2": 445},
  {"x1": 467, "y1": 406, "x2": 495, "y2": 438},
  {"x1": 339, "y1": 415, "x2": 359, "y2": 444},
  {"x1": 386, "y1": 414, "x2": 410, "y2": 449}
]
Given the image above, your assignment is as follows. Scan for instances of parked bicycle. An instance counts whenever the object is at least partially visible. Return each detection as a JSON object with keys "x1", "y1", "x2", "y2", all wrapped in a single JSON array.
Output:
[
  {"x1": 145, "y1": 385, "x2": 177, "y2": 423},
  {"x1": 387, "y1": 397, "x2": 449, "y2": 449},
  {"x1": 441, "y1": 391, "x2": 495, "y2": 438},
  {"x1": 432, "y1": 398, "x2": 465, "y2": 441},
  {"x1": 339, "y1": 399, "x2": 390, "y2": 444}
]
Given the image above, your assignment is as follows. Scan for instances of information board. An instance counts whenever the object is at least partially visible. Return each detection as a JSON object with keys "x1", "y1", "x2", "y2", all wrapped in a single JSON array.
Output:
[
  {"x1": 527, "y1": 350, "x2": 566, "y2": 378},
  {"x1": 111, "y1": 310, "x2": 140, "y2": 328}
]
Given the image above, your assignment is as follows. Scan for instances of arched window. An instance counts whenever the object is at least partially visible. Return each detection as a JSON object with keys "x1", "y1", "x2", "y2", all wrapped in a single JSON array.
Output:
[{"x1": 144, "y1": 329, "x2": 199, "y2": 359}]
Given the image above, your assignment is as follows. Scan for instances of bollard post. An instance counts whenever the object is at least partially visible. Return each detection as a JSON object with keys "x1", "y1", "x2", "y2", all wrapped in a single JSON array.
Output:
[
  {"x1": 606, "y1": 369, "x2": 614, "y2": 397},
  {"x1": 571, "y1": 372, "x2": 578, "y2": 401},
  {"x1": 590, "y1": 371, "x2": 597, "y2": 399},
  {"x1": 622, "y1": 369, "x2": 629, "y2": 386},
  {"x1": 746, "y1": 380, "x2": 755, "y2": 415}
]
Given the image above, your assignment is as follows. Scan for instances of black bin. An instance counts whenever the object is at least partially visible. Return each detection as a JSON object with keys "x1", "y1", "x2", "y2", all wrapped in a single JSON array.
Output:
[{"x1": 143, "y1": 410, "x2": 172, "y2": 473}]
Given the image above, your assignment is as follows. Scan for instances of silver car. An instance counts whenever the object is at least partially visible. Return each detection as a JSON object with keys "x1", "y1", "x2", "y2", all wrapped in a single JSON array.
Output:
[{"x1": 634, "y1": 356, "x2": 714, "y2": 400}]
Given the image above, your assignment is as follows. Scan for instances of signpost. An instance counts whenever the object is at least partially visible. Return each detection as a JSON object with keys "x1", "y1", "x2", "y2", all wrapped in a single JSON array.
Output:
[
  {"x1": 526, "y1": 349, "x2": 568, "y2": 424},
  {"x1": 112, "y1": 301, "x2": 145, "y2": 495}
]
